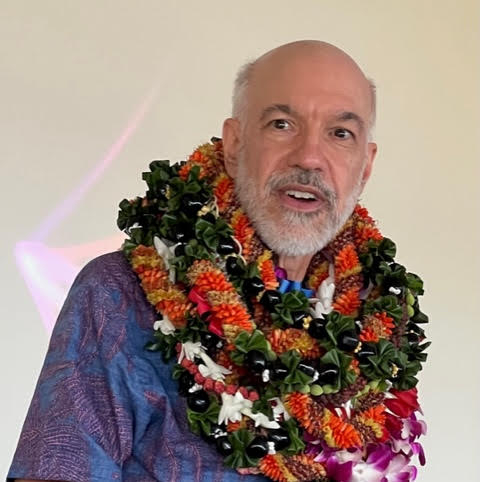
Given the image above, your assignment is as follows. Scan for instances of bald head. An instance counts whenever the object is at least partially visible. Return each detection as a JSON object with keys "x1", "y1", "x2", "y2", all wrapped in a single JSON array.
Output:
[{"x1": 232, "y1": 40, "x2": 376, "y2": 135}]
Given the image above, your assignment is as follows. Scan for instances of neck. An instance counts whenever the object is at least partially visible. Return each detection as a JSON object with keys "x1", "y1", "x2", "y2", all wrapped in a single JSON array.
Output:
[{"x1": 277, "y1": 253, "x2": 315, "y2": 282}]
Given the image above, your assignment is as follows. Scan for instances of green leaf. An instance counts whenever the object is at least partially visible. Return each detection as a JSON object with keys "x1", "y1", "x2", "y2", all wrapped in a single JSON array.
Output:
[
  {"x1": 359, "y1": 237, "x2": 397, "y2": 286},
  {"x1": 273, "y1": 350, "x2": 315, "y2": 390},
  {"x1": 231, "y1": 330, "x2": 277, "y2": 365},
  {"x1": 376, "y1": 262, "x2": 407, "y2": 290},
  {"x1": 144, "y1": 328, "x2": 180, "y2": 362},
  {"x1": 379, "y1": 237, "x2": 397, "y2": 260},
  {"x1": 224, "y1": 429, "x2": 258, "y2": 469},
  {"x1": 193, "y1": 216, "x2": 233, "y2": 252},
  {"x1": 195, "y1": 218, "x2": 217, "y2": 250},
  {"x1": 159, "y1": 212, "x2": 179, "y2": 238},
  {"x1": 142, "y1": 160, "x2": 173, "y2": 198},
  {"x1": 246, "y1": 262, "x2": 260, "y2": 278},
  {"x1": 271, "y1": 291, "x2": 310, "y2": 328},
  {"x1": 358, "y1": 339, "x2": 397, "y2": 381},
  {"x1": 252, "y1": 396, "x2": 274, "y2": 420},
  {"x1": 364, "y1": 295, "x2": 403, "y2": 322},
  {"x1": 320, "y1": 348, "x2": 356, "y2": 390},
  {"x1": 282, "y1": 291, "x2": 310, "y2": 310},
  {"x1": 411, "y1": 310, "x2": 429, "y2": 324},
  {"x1": 279, "y1": 350, "x2": 301, "y2": 371},
  {"x1": 148, "y1": 159, "x2": 171, "y2": 175},
  {"x1": 144, "y1": 341, "x2": 162, "y2": 352},
  {"x1": 406, "y1": 272, "x2": 424, "y2": 295},
  {"x1": 117, "y1": 196, "x2": 145, "y2": 232},
  {"x1": 184, "y1": 238, "x2": 212, "y2": 260},
  {"x1": 121, "y1": 239, "x2": 139, "y2": 257},
  {"x1": 281, "y1": 418, "x2": 305, "y2": 455},
  {"x1": 319, "y1": 312, "x2": 356, "y2": 350},
  {"x1": 186, "y1": 165, "x2": 203, "y2": 184},
  {"x1": 186, "y1": 396, "x2": 220, "y2": 437},
  {"x1": 172, "y1": 363, "x2": 185, "y2": 380}
]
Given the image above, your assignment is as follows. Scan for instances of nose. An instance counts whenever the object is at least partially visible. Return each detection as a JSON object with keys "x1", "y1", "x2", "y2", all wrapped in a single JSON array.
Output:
[{"x1": 288, "y1": 129, "x2": 329, "y2": 172}]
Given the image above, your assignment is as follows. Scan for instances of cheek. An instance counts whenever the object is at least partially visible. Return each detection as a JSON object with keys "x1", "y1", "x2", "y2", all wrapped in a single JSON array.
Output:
[
  {"x1": 331, "y1": 159, "x2": 365, "y2": 202},
  {"x1": 244, "y1": 146, "x2": 278, "y2": 187}
]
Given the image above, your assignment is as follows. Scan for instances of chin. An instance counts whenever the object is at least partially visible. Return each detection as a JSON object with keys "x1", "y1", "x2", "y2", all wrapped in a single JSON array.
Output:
[
  {"x1": 260, "y1": 197, "x2": 360, "y2": 256},
  {"x1": 254, "y1": 216, "x2": 337, "y2": 256}
]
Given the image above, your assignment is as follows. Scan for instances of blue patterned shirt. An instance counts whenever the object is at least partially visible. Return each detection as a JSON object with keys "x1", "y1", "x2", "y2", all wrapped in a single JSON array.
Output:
[{"x1": 8, "y1": 252, "x2": 266, "y2": 482}]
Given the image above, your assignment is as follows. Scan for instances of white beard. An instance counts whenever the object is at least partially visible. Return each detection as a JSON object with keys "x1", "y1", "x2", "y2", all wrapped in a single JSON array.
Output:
[{"x1": 234, "y1": 161, "x2": 363, "y2": 256}]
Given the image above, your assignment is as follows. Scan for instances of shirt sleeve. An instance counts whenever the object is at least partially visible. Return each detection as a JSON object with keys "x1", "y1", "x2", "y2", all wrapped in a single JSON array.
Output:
[{"x1": 7, "y1": 252, "x2": 142, "y2": 482}]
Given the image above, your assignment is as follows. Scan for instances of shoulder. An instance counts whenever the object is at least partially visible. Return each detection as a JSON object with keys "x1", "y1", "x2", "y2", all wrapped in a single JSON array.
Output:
[
  {"x1": 54, "y1": 250, "x2": 155, "y2": 347},
  {"x1": 76, "y1": 250, "x2": 137, "y2": 290},
  {"x1": 71, "y1": 251, "x2": 150, "y2": 317}
]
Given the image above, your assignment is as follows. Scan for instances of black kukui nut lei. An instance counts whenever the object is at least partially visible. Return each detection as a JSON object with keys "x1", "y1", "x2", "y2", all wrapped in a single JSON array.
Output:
[
  {"x1": 217, "y1": 237, "x2": 237, "y2": 255},
  {"x1": 355, "y1": 342, "x2": 377, "y2": 362},
  {"x1": 270, "y1": 362, "x2": 289, "y2": 381},
  {"x1": 268, "y1": 429, "x2": 291, "y2": 451},
  {"x1": 173, "y1": 223, "x2": 192, "y2": 242},
  {"x1": 297, "y1": 360, "x2": 316, "y2": 378},
  {"x1": 203, "y1": 424, "x2": 223, "y2": 443},
  {"x1": 201, "y1": 331, "x2": 223, "y2": 353},
  {"x1": 216, "y1": 436, "x2": 234, "y2": 456},
  {"x1": 187, "y1": 389, "x2": 210, "y2": 413},
  {"x1": 260, "y1": 290, "x2": 282, "y2": 310},
  {"x1": 174, "y1": 243, "x2": 186, "y2": 257},
  {"x1": 291, "y1": 311, "x2": 310, "y2": 328},
  {"x1": 201, "y1": 212, "x2": 216, "y2": 224},
  {"x1": 317, "y1": 364, "x2": 339, "y2": 385},
  {"x1": 178, "y1": 371, "x2": 195, "y2": 396},
  {"x1": 246, "y1": 350, "x2": 268, "y2": 374},
  {"x1": 407, "y1": 331, "x2": 420, "y2": 343},
  {"x1": 182, "y1": 194, "x2": 205, "y2": 216},
  {"x1": 225, "y1": 256, "x2": 245, "y2": 276},
  {"x1": 338, "y1": 329, "x2": 360, "y2": 351},
  {"x1": 246, "y1": 436, "x2": 269, "y2": 459},
  {"x1": 243, "y1": 276, "x2": 265, "y2": 296},
  {"x1": 307, "y1": 317, "x2": 328, "y2": 339}
]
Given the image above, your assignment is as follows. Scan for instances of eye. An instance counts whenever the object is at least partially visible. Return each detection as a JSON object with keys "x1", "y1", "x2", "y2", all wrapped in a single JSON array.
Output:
[
  {"x1": 270, "y1": 119, "x2": 291, "y2": 130},
  {"x1": 333, "y1": 128, "x2": 354, "y2": 140}
]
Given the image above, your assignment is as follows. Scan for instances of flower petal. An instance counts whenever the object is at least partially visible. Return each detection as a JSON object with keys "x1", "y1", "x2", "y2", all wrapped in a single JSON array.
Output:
[{"x1": 367, "y1": 445, "x2": 393, "y2": 471}]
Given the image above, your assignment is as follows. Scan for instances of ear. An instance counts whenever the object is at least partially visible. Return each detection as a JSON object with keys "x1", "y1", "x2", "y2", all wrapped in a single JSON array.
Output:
[
  {"x1": 222, "y1": 117, "x2": 242, "y2": 178},
  {"x1": 360, "y1": 142, "x2": 377, "y2": 190}
]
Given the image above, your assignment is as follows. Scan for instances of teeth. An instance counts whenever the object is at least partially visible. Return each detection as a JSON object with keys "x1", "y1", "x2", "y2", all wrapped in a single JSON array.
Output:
[{"x1": 285, "y1": 190, "x2": 317, "y2": 200}]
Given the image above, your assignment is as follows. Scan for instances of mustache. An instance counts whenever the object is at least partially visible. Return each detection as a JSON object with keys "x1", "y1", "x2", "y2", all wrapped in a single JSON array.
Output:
[{"x1": 265, "y1": 168, "x2": 337, "y2": 207}]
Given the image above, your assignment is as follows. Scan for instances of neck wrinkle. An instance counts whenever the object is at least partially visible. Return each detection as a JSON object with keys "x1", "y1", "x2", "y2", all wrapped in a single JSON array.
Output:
[{"x1": 277, "y1": 253, "x2": 315, "y2": 282}]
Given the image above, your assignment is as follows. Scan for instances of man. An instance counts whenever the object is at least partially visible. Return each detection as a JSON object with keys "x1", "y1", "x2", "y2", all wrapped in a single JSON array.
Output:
[{"x1": 9, "y1": 41, "x2": 427, "y2": 482}]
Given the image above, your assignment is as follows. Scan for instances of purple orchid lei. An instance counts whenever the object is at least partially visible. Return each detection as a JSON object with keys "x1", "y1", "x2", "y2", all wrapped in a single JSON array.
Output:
[{"x1": 304, "y1": 412, "x2": 426, "y2": 481}]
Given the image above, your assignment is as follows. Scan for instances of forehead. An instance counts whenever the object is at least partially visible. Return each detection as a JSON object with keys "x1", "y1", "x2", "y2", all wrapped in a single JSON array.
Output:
[{"x1": 246, "y1": 53, "x2": 372, "y2": 122}]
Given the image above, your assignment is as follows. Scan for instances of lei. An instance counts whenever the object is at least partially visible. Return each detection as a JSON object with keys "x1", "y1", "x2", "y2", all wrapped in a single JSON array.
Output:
[{"x1": 117, "y1": 138, "x2": 429, "y2": 481}]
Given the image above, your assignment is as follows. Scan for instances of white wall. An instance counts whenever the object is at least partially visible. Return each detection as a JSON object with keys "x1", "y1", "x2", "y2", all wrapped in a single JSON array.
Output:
[{"x1": 1, "y1": 1, "x2": 479, "y2": 480}]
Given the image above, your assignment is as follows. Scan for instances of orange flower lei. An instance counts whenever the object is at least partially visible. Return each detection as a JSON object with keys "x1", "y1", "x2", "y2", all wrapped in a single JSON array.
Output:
[{"x1": 120, "y1": 138, "x2": 429, "y2": 481}]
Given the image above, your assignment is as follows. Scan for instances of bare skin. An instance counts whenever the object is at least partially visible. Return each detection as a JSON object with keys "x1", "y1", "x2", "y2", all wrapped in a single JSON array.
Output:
[
  {"x1": 223, "y1": 41, "x2": 377, "y2": 281},
  {"x1": 277, "y1": 253, "x2": 313, "y2": 281}
]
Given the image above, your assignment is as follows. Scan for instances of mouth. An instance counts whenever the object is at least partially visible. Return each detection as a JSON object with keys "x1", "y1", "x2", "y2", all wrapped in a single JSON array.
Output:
[{"x1": 277, "y1": 185, "x2": 326, "y2": 213}]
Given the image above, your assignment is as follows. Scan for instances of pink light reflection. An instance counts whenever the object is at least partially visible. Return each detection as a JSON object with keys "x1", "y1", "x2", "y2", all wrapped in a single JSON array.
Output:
[
  {"x1": 16, "y1": 86, "x2": 158, "y2": 332},
  {"x1": 15, "y1": 241, "x2": 79, "y2": 333},
  {"x1": 15, "y1": 235, "x2": 126, "y2": 333},
  {"x1": 31, "y1": 86, "x2": 159, "y2": 243}
]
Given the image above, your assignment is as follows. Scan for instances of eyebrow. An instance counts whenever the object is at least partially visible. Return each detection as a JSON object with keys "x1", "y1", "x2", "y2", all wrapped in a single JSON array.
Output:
[
  {"x1": 259, "y1": 104, "x2": 298, "y2": 122},
  {"x1": 334, "y1": 111, "x2": 366, "y2": 132}
]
